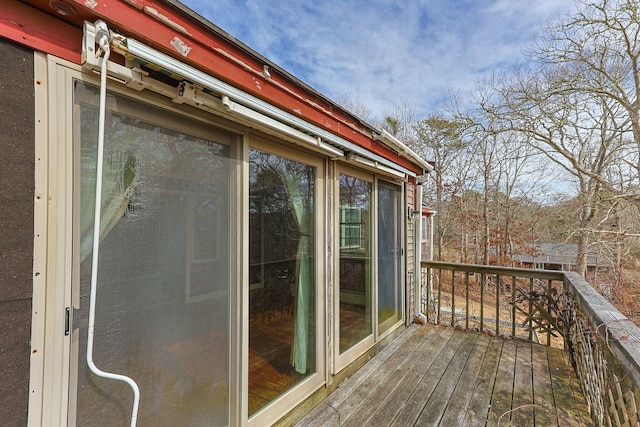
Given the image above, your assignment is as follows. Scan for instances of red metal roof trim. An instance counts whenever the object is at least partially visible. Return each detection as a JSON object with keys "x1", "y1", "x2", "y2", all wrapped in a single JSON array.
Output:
[
  {"x1": 1, "y1": 1, "x2": 81, "y2": 63},
  {"x1": 5, "y1": 0, "x2": 421, "y2": 175}
]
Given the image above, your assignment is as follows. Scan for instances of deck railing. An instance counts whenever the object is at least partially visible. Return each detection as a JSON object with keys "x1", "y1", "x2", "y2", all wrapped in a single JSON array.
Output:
[{"x1": 420, "y1": 261, "x2": 640, "y2": 427}]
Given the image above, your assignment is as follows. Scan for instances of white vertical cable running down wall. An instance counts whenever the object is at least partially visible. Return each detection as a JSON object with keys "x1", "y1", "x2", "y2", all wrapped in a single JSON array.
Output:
[
  {"x1": 86, "y1": 21, "x2": 141, "y2": 427},
  {"x1": 414, "y1": 183, "x2": 427, "y2": 323}
]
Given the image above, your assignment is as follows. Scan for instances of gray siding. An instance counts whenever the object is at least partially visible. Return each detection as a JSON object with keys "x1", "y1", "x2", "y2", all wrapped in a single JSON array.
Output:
[{"x1": 405, "y1": 183, "x2": 415, "y2": 322}]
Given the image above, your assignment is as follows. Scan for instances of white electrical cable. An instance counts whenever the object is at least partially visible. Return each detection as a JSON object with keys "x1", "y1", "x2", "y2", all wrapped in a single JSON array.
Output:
[
  {"x1": 86, "y1": 24, "x2": 140, "y2": 427},
  {"x1": 414, "y1": 183, "x2": 427, "y2": 324}
]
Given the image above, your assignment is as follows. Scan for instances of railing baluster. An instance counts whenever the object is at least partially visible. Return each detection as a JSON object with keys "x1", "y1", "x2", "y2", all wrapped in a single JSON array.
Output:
[
  {"x1": 496, "y1": 274, "x2": 501, "y2": 336},
  {"x1": 529, "y1": 277, "x2": 534, "y2": 342},
  {"x1": 425, "y1": 267, "x2": 430, "y2": 322},
  {"x1": 451, "y1": 269, "x2": 456, "y2": 327},
  {"x1": 480, "y1": 273, "x2": 485, "y2": 333},
  {"x1": 465, "y1": 271, "x2": 470, "y2": 330},
  {"x1": 437, "y1": 268, "x2": 442, "y2": 325},
  {"x1": 511, "y1": 276, "x2": 516, "y2": 339},
  {"x1": 547, "y1": 279, "x2": 552, "y2": 346},
  {"x1": 418, "y1": 261, "x2": 567, "y2": 347}
]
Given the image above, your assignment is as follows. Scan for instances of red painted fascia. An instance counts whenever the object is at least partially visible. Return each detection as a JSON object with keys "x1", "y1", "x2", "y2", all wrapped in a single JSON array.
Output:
[
  {"x1": 5, "y1": 0, "x2": 421, "y2": 174},
  {"x1": 0, "y1": 1, "x2": 81, "y2": 63}
]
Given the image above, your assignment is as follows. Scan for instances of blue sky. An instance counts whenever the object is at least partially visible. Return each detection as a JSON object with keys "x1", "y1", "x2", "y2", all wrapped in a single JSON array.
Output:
[{"x1": 179, "y1": 0, "x2": 574, "y2": 120}]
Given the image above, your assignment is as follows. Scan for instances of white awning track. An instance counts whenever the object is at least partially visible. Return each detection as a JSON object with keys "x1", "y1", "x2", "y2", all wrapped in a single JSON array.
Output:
[{"x1": 82, "y1": 20, "x2": 427, "y2": 179}]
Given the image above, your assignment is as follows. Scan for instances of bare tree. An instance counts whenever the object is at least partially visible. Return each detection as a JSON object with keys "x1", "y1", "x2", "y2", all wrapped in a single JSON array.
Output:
[
  {"x1": 527, "y1": 0, "x2": 640, "y2": 208},
  {"x1": 413, "y1": 115, "x2": 469, "y2": 260},
  {"x1": 335, "y1": 94, "x2": 374, "y2": 124},
  {"x1": 381, "y1": 99, "x2": 417, "y2": 145},
  {"x1": 468, "y1": 0, "x2": 640, "y2": 276},
  {"x1": 479, "y1": 64, "x2": 630, "y2": 275}
]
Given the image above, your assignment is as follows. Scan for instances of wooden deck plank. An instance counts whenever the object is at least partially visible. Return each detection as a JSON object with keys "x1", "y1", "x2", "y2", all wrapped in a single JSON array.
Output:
[
  {"x1": 463, "y1": 337, "x2": 504, "y2": 427},
  {"x1": 511, "y1": 341, "x2": 535, "y2": 426},
  {"x1": 531, "y1": 343, "x2": 559, "y2": 426},
  {"x1": 341, "y1": 326, "x2": 455, "y2": 427},
  {"x1": 439, "y1": 333, "x2": 492, "y2": 426},
  {"x1": 486, "y1": 338, "x2": 518, "y2": 426},
  {"x1": 295, "y1": 324, "x2": 427, "y2": 427},
  {"x1": 413, "y1": 332, "x2": 480, "y2": 425},
  {"x1": 335, "y1": 326, "x2": 434, "y2": 422},
  {"x1": 547, "y1": 346, "x2": 593, "y2": 426},
  {"x1": 559, "y1": 349, "x2": 592, "y2": 423},
  {"x1": 295, "y1": 326, "x2": 593, "y2": 427},
  {"x1": 389, "y1": 330, "x2": 468, "y2": 426}
]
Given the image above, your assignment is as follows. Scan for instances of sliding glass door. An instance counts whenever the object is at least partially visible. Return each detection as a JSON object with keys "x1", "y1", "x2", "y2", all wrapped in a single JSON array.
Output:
[
  {"x1": 72, "y1": 81, "x2": 238, "y2": 426},
  {"x1": 337, "y1": 171, "x2": 373, "y2": 356},
  {"x1": 377, "y1": 181, "x2": 403, "y2": 335},
  {"x1": 67, "y1": 71, "x2": 400, "y2": 426},
  {"x1": 248, "y1": 146, "x2": 318, "y2": 417},
  {"x1": 335, "y1": 168, "x2": 404, "y2": 371}
]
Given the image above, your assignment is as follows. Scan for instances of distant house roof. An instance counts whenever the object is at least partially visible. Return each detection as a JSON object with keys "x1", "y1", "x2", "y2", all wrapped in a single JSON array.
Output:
[{"x1": 512, "y1": 243, "x2": 598, "y2": 268}]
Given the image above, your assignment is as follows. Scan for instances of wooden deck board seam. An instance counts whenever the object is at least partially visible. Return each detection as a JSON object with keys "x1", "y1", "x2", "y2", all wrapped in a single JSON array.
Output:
[
  {"x1": 362, "y1": 327, "x2": 460, "y2": 427},
  {"x1": 337, "y1": 331, "x2": 434, "y2": 423},
  {"x1": 339, "y1": 326, "x2": 455, "y2": 427},
  {"x1": 485, "y1": 337, "x2": 518, "y2": 425},
  {"x1": 295, "y1": 327, "x2": 593, "y2": 427},
  {"x1": 412, "y1": 332, "x2": 481, "y2": 425},
  {"x1": 439, "y1": 333, "x2": 494, "y2": 426},
  {"x1": 388, "y1": 329, "x2": 470, "y2": 426},
  {"x1": 531, "y1": 343, "x2": 561, "y2": 426},
  {"x1": 325, "y1": 324, "x2": 424, "y2": 407},
  {"x1": 335, "y1": 327, "x2": 439, "y2": 421},
  {"x1": 462, "y1": 337, "x2": 504, "y2": 427},
  {"x1": 511, "y1": 342, "x2": 535, "y2": 426}
]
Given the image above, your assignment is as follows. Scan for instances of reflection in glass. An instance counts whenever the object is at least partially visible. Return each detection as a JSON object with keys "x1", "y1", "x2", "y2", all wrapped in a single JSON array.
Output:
[
  {"x1": 248, "y1": 149, "x2": 316, "y2": 415},
  {"x1": 339, "y1": 173, "x2": 372, "y2": 353},
  {"x1": 74, "y1": 81, "x2": 233, "y2": 426},
  {"x1": 377, "y1": 183, "x2": 402, "y2": 334}
]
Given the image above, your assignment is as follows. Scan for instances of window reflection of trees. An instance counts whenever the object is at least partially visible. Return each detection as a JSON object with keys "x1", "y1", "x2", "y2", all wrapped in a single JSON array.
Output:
[
  {"x1": 249, "y1": 151, "x2": 315, "y2": 285},
  {"x1": 248, "y1": 149, "x2": 316, "y2": 413},
  {"x1": 76, "y1": 83, "x2": 235, "y2": 426}
]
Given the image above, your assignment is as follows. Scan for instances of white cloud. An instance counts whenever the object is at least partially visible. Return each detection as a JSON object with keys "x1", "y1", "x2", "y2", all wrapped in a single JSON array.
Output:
[{"x1": 180, "y1": 0, "x2": 574, "y2": 119}]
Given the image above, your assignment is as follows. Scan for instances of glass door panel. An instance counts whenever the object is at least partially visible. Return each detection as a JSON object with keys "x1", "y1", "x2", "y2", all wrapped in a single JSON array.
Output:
[
  {"x1": 248, "y1": 149, "x2": 316, "y2": 415},
  {"x1": 338, "y1": 173, "x2": 372, "y2": 353},
  {"x1": 377, "y1": 182, "x2": 402, "y2": 334},
  {"x1": 73, "y1": 81, "x2": 235, "y2": 426}
]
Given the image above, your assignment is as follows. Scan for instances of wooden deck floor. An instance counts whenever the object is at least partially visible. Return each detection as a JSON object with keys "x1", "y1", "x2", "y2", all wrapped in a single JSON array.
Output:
[{"x1": 296, "y1": 324, "x2": 593, "y2": 426}]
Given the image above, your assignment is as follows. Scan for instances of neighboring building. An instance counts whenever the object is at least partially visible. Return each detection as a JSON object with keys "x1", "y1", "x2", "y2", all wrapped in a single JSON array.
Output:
[
  {"x1": 421, "y1": 207, "x2": 436, "y2": 261},
  {"x1": 512, "y1": 243, "x2": 599, "y2": 271},
  {"x1": 0, "y1": 1, "x2": 432, "y2": 425}
]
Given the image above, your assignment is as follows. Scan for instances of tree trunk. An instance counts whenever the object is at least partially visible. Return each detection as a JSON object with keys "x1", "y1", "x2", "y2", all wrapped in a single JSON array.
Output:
[
  {"x1": 482, "y1": 173, "x2": 490, "y2": 265},
  {"x1": 576, "y1": 196, "x2": 592, "y2": 277}
]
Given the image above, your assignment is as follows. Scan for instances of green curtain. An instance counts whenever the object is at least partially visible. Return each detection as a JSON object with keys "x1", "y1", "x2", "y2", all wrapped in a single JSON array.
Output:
[
  {"x1": 280, "y1": 168, "x2": 312, "y2": 375},
  {"x1": 80, "y1": 152, "x2": 138, "y2": 262}
]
